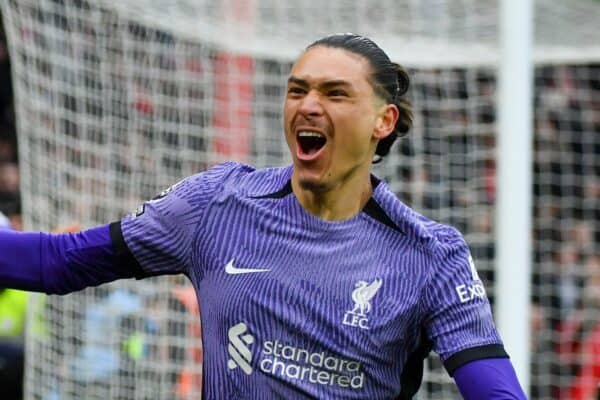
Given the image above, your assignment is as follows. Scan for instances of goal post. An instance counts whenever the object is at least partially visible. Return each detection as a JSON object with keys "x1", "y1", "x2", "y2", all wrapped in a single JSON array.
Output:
[
  {"x1": 496, "y1": 0, "x2": 533, "y2": 392},
  {"x1": 1, "y1": 0, "x2": 599, "y2": 399}
]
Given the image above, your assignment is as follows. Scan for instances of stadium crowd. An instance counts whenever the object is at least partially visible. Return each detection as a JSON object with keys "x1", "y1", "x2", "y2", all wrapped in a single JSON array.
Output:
[
  {"x1": 1, "y1": 14, "x2": 599, "y2": 400},
  {"x1": 395, "y1": 65, "x2": 600, "y2": 399},
  {"x1": 0, "y1": 21, "x2": 19, "y2": 230},
  {"x1": 1, "y1": 20, "x2": 26, "y2": 400}
]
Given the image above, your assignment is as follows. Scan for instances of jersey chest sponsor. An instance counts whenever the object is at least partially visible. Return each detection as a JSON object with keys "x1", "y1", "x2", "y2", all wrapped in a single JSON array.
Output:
[{"x1": 227, "y1": 322, "x2": 365, "y2": 390}]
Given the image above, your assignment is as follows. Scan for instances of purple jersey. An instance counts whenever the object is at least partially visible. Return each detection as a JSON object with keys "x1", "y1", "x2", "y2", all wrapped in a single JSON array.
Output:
[{"x1": 119, "y1": 162, "x2": 506, "y2": 399}]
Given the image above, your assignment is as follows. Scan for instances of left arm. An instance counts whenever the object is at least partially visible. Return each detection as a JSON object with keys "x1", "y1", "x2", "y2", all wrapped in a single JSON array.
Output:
[
  {"x1": 453, "y1": 357, "x2": 527, "y2": 399},
  {"x1": 422, "y1": 228, "x2": 526, "y2": 398}
]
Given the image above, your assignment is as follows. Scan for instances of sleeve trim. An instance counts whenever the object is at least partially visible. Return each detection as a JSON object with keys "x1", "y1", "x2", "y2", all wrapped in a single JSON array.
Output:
[
  {"x1": 444, "y1": 344, "x2": 508, "y2": 376},
  {"x1": 109, "y1": 221, "x2": 147, "y2": 279}
]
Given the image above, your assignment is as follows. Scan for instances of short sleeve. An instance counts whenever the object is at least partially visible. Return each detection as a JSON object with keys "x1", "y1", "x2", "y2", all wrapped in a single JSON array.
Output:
[
  {"x1": 423, "y1": 231, "x2": 507, "y2": 374},
  {"x1": 116, "y1": 162, "x2": 251, "y2": 277}
]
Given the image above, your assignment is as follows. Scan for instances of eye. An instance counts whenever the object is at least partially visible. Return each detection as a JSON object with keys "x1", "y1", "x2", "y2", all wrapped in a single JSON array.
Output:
[
  {"x1": 328, "y1": 89, "x2": 348, "y2": 98},
  {"x1": 287, "y1": 86, "x2": 306, "y2": 96}
]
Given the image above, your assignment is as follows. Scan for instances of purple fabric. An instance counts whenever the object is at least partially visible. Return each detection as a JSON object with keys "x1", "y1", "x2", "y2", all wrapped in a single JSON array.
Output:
[
  {"x1": 121, "y1": 162, "x2": 506, "y2": 398},
  {"x1": 454, "y1": 357, "x2": 527, "y2": 399},
  {"x1": 0, "y1": 224, "x2": 132, "y2": 294},
  {"x1": 0, "y1": 230, "x2": 43, "y2": 291}
]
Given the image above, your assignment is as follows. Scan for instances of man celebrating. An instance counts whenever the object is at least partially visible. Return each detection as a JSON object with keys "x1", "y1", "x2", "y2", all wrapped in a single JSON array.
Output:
[{"x1": 0, "y1": 34, "x2": 526, "y2": 398}]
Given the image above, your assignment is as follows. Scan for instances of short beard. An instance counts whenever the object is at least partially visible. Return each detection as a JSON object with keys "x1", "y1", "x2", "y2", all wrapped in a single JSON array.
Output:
[{"x1": 296, "y1": 176, "x2": 332, "y2": 194}]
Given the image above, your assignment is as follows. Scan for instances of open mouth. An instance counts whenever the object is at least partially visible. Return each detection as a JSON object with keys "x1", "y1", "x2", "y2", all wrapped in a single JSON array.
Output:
[{"x1": 297, "y1": 131, "x2": 327, "y2": 156}]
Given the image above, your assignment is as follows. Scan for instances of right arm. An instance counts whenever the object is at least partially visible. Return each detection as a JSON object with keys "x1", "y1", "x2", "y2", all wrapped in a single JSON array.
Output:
[
  {"x1": 0, "y1": 162, "x2": 251, "y2": 295},
  {"x1": 0, "y1": 224, "x2": 140, "y2": 294}
]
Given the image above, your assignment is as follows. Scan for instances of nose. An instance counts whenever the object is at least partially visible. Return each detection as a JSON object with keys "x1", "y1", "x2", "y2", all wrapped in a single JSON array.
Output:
[{"x1": 297, "y1": 90, "x2": 323, "y2": 117}]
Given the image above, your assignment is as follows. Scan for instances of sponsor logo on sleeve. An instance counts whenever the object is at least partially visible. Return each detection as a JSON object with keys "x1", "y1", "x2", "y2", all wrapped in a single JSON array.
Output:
[
  {"x1": 130, "y1": 203, "x2": 145, "y2": 219},
  {"x1": 130, "y1": 180, "x2": 184, "y2": 218},
  {"x1": 455, "y1": 255, "x2": 487, "y2": 303}
]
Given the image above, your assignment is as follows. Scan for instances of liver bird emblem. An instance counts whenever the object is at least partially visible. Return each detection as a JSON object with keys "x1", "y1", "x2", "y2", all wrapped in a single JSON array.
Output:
[{"x1": 350, "y1": 279, "x2": 382, "y2": 316}]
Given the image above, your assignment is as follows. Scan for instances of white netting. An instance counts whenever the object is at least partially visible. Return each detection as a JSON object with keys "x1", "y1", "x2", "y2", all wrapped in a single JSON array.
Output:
[{"x1": 1, "y1": 0, "x2": 599, "y2": 398}]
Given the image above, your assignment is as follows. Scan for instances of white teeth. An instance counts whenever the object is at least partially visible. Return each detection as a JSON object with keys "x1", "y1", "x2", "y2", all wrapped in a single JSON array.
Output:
[{"x1": 298, "y1": 131, "x2": 324, "y2": 138}]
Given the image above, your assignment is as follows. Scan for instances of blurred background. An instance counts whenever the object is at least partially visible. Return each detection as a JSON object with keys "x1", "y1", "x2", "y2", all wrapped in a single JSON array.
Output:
[{"x1": 0, "y1": 0, "x2": 599, "y2": 399}]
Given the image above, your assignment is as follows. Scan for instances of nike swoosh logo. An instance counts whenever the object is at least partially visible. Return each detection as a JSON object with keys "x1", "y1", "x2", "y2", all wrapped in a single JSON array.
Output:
[{"x1": 225, "y1": 259, "x2": 271, "y2": 275}]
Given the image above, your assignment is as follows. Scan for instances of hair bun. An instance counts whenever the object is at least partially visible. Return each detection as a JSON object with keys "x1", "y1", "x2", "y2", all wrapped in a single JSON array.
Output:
[{"x1": 396, "y1": 68, "x2": 410, "y2": 97}]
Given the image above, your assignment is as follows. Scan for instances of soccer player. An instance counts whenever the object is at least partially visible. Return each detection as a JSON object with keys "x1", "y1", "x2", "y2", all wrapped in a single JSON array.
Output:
[{"x1": 0, "y1": 34, "x2": 526, "y2": 399}]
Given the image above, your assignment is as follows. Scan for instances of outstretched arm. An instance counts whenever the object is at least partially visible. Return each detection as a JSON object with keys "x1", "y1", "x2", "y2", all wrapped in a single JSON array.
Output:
[
  {"x1": 453, "y1": 357, "x2": 527, "y2": 399},
  {"x1": 0, "y1": 163, "x2": 251, "y2": 294},
  {"x1": 0, "y1": 224, "x2": 139, "y2": 294}
]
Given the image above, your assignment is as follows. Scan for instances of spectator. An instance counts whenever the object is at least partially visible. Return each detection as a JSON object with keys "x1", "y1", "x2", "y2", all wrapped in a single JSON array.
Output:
[
  {"x1": 558, "y1": 255, "x2": 600, "y2": 400},
  {"x1": 0, "y1": 211, "x2": 27, "y2": 400}
]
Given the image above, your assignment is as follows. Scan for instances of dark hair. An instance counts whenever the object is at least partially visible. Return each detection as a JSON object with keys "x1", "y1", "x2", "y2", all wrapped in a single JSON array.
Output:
[{"x1": 307, "y1": 34, "x2": 413, "y2": 161}]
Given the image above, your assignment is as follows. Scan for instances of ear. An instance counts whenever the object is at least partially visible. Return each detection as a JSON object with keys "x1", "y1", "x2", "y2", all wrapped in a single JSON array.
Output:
[{"x1": 373, "y1": 103, "x2": 399, "y2": 140}]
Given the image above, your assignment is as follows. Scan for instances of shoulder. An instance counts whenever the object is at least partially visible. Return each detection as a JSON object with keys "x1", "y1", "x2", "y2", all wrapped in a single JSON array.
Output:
[
  {"x1": 187, "y1": 161, "x2": 256, "y2": 189},
  {"x1": 371, "y1": 178, "x2": 467, "y2": 258},
  {"x1": 179, "y1": 162, "x2": 293, "y2": 203},
  {"x1": 196, "y1": 162, "x2": 292, "y2": 196}
]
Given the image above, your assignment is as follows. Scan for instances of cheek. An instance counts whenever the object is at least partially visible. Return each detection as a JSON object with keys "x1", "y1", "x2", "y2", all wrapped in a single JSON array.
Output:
[
  {"x1": 282, "y1": 104, "x2": 295, "y2": 132},
  {"x1": 282, "y1": 108, "x2": 295, "y2": 147},
  {"x1": 337, "y1": 122, "x2": 376, "y2": 157},
  {"x1": 337, "y1": 114, "x2": 375, "y2": 141}
]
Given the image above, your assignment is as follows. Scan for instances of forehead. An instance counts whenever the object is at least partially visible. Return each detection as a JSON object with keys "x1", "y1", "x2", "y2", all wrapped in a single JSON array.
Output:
[{"x1": 290, "y1": 46, "x2": 372, "y2": 87}]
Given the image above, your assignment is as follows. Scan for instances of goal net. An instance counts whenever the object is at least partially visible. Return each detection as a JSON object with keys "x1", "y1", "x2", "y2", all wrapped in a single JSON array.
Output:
[{"x1": 1, "y1": 0, "x2": 599, "y2": 398}]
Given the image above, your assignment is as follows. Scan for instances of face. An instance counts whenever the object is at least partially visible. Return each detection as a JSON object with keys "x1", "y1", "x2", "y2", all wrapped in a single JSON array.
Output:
[{"x1": 283, "y1": 46, "x2": 397, "y2": 192}]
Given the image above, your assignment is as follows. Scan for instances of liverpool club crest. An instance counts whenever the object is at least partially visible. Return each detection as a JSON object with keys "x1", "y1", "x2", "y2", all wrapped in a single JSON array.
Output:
[{"x1": 342, "y1": 279, "x2": 383, "y2": 330}]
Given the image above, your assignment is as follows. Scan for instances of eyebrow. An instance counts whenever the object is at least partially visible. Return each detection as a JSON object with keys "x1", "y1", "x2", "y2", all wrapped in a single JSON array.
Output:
[{"x1": 287, "y1": 76, "x2": 353, "y2": 90}]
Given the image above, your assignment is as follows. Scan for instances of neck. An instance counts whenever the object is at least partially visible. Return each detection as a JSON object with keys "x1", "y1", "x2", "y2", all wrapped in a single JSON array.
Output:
[{"x1": 291, "y1": 167, "x2": 373, "y2": 221}]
